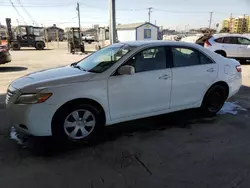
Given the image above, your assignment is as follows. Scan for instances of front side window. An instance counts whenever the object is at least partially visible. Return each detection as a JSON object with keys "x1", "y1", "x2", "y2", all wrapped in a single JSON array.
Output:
[
  {"x1": 172, "y1": 47, "x2": 200, "y2": 67},
  {"x1": 126, "y1": 47, "x2": 166, "y2": 73},
  {"x1": 76, "y1": 44, "x2": 134, "y2": 73},
  {"x1": 237, "y1": 37, "x2": 250, "y2": 45}
]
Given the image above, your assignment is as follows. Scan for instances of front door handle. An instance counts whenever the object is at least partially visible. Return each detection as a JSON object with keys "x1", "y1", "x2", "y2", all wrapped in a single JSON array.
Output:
[
  {"x1": 159, "y1": 75, "x2": 170, "y2": 80},
  {"x1": 207, "y1": 68, "x2": 215, "y2": 72}
]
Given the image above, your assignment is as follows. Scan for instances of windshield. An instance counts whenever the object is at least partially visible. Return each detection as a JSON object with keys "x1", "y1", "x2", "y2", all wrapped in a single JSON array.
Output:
[{"x1": 75, "y1": 43, "x2": 134, "y2": 73}]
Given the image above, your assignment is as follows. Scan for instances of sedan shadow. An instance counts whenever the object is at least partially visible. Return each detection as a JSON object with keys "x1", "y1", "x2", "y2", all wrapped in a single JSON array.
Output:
[
  {"x1": 0, "y1": 66, "x2": 28, "y2": 72},
  {"x1": 11, "y1": 49, "x2": 53, "y2": 51},
  {"x1": 20, "y1": 108, "x2": 216, "y2": 157}
]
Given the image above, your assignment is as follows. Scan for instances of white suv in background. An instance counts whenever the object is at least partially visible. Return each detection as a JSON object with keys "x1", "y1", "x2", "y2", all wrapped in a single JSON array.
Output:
[{"x1": 204, "y1": 34, "x2": 250, "y2": 63}]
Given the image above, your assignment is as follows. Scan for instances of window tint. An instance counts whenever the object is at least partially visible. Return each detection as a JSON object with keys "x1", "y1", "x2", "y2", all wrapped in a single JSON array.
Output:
[
  {"x1": 215, "y1": 37, "x2": 223, "y2": 43},
  {"x1": 126, "y1": 47, "x2": 166, "y2": 73},
  {"x1": 172, "y1": 47, "x2": 200, "y2": 67},
  {"x1": 237, "y1": 37, "x2": 250, "y2": 45},
  {"x1": 200, "y1": 52, "x2": 214, "y2": 64},
  {"x1": 223, "y1": 37, "x2": 237, "y2": 44}
]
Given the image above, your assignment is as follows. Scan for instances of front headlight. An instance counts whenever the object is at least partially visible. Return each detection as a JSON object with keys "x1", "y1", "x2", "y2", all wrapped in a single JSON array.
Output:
[{"x1": 15, "y1": 93, "x2": 52, "y2": 104}]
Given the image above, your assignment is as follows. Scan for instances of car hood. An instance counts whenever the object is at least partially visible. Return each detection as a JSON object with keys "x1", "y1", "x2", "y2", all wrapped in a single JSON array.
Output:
[{"x1": 10, "y1": 65, "x2": 95, "y2": 93}]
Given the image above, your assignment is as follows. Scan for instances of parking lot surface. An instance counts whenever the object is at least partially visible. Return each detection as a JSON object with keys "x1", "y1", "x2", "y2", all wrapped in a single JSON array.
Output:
[{"x1": 0, "y1": 44, "x2": 250, "y2": 188}]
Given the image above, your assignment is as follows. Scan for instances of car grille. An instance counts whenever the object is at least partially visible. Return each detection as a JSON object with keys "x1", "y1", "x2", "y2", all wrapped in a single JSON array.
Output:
[{"x1": 6, "y1": 90, "x2": 15, "y2": 104}]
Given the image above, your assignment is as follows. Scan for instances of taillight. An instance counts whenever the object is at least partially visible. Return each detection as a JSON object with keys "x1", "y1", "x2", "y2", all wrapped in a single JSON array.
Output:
[
  {"x1": 236, "y1": 65, "x2": 242, "y2": 72},
  {"x1": 204, "y1": 40, "x2": 212, "y2": 47},
  {"x1": 0, "y1": 49, "x2": 7, "y2": 52}
]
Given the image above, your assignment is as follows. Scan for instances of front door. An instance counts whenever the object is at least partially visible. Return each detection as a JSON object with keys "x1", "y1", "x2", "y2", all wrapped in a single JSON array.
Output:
[
  {"x1": 108, "y1": 46, "x2": 172, "y2": 120},
  {"x1": 237, "y1": 37, "x2": 250, "y2": 58},
  {"x1": 169, "y1": 46, "x2": 218, "y2": 109}
]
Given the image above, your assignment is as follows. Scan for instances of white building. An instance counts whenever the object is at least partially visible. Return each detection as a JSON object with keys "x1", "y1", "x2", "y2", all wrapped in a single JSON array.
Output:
[{"x1": 117, "y1": 22, "x2": 159, "y2": 42}]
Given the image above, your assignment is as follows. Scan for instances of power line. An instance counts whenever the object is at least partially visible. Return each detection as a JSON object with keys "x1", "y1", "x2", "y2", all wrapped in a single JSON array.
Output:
[
  {"x1": 16, "y1": 0, "x2": 38, "y2": 26},
  {"x1": 8, "y1": 0, "x2": 27, "y2": 24},
  {"x1": 0, "y1": 2, "x2": 72, "y2": 7}
]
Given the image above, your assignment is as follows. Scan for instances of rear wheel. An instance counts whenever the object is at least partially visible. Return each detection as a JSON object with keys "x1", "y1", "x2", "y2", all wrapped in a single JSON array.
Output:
[
  {"x1": 52, "y1": 103, "x2": 104, "y2": 143},
  {"x1": 201, "y1": 85, "x2": 227, "y2": 117},
  {"x1": 11, "y1": 42, "x2": 21, "y2": 50},
  {"x1": 240, "y1": 59, "x2": 247, "y2": 64},
  {"x1": 35, "y1": 41, "x2": 45, "y2": 50}
]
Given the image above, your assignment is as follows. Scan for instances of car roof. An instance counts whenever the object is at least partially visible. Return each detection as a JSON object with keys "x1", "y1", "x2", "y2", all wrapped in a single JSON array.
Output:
[
  {"x1": 120, "y1": 40, "x2": 199, "y2": 48},
  {"x1": 212, "y1": 33, "x2": 250, "y2": 39}
]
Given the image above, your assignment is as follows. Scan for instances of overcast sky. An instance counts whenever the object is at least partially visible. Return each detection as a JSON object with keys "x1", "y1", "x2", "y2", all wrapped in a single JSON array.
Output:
[{"x1": 0, "y1": 0, "x2": 249, "y2": 30}]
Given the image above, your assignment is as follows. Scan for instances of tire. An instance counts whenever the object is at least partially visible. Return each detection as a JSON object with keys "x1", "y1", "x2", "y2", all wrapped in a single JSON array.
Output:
[
  {"x1": 52, "y1": 103, "x2": 104, "y2": 143},
  {"x1": 35, "y1": 41, "x2": 45, "y2": 50},
  {"x1": 215, "y1": 50, "x2": 226, "y2": 57},
  {"x1": 240, "y1": 59, "x2": 247, "y2": 64},
  {"x1": 200, "y1": 85, "x2": 227, "y2": 117},
  {"x1": 11, "y1": 42, "x2": 21, "y2": 50}
]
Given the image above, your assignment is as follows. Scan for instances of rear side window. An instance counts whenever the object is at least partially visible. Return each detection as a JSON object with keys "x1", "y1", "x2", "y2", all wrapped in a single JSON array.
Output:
[
  {"x1": 171, "y1": 47, "x2": 214, "y2": 67},
  {"x1": 214, "y1": 37, "x2": 223, "y2": 43},
  {"x1": 223, "y1": 37, "x2": 237, "y2": 44},
  {"x1": 172, "y1": 47, "x2": 200, "y2": 67},
  {"x1": 200, "y1": 52, "x2": 214, "y2": 64}
]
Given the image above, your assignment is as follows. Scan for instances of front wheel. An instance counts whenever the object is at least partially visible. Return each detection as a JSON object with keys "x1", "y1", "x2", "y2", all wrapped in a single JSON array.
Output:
[
  {"x1": 11, "y1": 42, "x2": 21, "y2": 50},
  {"x1": 200, "y1": 85, "x2": 227, "y2": 117},
  {"x1": 35, "y1": 41, "x2": 45, "y2": 50},
  {"x1": 52, "y1": 103, "x2": 103, "y2": 143}
]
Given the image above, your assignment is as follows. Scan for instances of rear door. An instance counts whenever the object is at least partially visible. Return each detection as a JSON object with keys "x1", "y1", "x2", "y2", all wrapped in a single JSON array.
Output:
[
  {"x1": 236, "y1": 37, "x2": 250, "y2": 58},
  {"x1": 169, "y1": 46, "x2": 218, "y2": 109},
  {"x1": 221, "y1": 37, "x2": 239, "y2": 58}
]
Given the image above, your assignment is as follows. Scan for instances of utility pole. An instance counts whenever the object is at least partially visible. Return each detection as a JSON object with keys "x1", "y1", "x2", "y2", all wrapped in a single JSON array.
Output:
[
  {"x1": 148, "y1": 7, "x2": 153, "y2": 23},
  {"x1": 208, "y1": 12, "x2": 213, "y2": 30},
  {"x1": 76, "y1": 2, "x2": 82, "y2": 44},
  {"x1": 109, "y1": 0, "x2": 116, "y2": 44},
  {"x1": 229, "y1": 13, "x2": 233, "y2": 33}
]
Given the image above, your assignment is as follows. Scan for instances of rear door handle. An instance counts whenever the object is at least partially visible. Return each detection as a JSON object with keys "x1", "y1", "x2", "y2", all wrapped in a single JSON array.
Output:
[
  {"x1": 159, "y1": 75, "x2": 170, "y2": 80},
  {"x1": 207, "y1": 68, "x2": 215, "y2": 72}
]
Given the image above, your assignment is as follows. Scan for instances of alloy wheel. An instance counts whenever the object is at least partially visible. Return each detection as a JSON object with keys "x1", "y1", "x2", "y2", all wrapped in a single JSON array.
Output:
[{"x1": 63, "y1": 109, "x2": 96, "y2": 140}]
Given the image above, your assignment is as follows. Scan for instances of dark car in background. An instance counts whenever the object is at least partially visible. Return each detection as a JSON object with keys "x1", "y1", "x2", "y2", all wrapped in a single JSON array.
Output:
[{"x1": 0, "y1": 45, "x2": 11, "y2": 65}]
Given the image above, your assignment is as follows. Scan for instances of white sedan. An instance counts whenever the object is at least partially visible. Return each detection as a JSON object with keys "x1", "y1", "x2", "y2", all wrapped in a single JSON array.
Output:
[{"x1": 6, "y1": 41, "x2": 242, "y2": 142}]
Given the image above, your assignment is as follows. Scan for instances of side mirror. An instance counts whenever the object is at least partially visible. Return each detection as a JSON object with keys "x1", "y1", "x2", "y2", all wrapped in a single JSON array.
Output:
[{"x1": 118, "y1": 65, "x2": 135, "y2": 75}]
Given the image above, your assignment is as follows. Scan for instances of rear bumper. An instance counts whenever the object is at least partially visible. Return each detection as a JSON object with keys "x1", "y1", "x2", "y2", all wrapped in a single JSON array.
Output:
[
  {"x1": 227, "y1": 74, "x2": 242, "y2": 99},
  {"x1": 0, "y1": 53, "x2": 11, "y2": 64}
]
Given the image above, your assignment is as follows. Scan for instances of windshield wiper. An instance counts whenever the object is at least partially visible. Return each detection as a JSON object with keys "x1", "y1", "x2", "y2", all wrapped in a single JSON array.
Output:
[
  {"x1": 71, "y1": 62, "x2": 87, "y2": 72},
  {"x1": 75, "y1": 65, "x2": 87, "y2": 72},
  {"x1": 71, "y1": 62, "x2": 77, "y2": 67}
]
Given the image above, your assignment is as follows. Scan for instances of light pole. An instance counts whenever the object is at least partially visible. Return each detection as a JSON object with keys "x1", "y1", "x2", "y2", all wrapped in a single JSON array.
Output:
[{"x1": 109, "y1": 0, "x2": 116, "y2": 44}]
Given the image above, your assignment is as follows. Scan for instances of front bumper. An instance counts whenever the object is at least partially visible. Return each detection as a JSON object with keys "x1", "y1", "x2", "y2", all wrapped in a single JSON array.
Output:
[
  {"x1": 6, "y1": 103, "x2": 57, "y2": 136},
  {"x1": 6, "y1": 87, "x2": 57, "y2": 136}
]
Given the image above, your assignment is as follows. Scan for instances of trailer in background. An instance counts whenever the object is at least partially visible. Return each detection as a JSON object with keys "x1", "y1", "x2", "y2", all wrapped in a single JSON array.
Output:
[{"x1": 116, "y1": 22, "x2": 159, "y2": 42}]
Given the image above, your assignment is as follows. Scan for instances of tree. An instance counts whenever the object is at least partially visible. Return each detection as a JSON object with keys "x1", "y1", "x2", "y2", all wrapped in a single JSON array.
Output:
[{"x1": 220, "y1": 27, "x2": 230, "y2": 33}]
